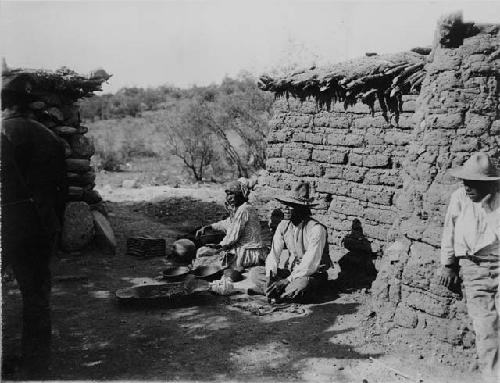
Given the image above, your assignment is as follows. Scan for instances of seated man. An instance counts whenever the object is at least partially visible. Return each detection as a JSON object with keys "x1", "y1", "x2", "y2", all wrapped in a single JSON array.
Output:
[{"x1": 249, "y1": 182, "x2": 330, "y2": 302}]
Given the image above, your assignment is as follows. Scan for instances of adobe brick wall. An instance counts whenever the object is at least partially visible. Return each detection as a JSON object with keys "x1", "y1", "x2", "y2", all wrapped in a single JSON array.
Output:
[
  {"x1": 253, "y1": 21, "x2": 499, "y2": 347},
  {"x1": 371, "y1": 23, "x2": 499, "y2": 345},
  {"x1": 252, "y1": 95, "x2": 417, "y2": 260}
]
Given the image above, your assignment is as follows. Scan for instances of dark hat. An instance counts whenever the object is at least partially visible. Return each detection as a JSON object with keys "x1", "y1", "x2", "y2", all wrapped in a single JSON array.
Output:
[
  {"x1": 449, "y1": 152, "x2": 500, "y2": 181},
  {"x1": 276, "y1": 181, "x2": 317, "y2": 207},
  {"x1": 2, "y1": 73, "x2": 34, "y2": 95}
]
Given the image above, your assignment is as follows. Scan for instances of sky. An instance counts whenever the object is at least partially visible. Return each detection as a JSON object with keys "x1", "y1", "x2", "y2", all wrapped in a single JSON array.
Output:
[{"x1": 1, "y1": 0, "x2": 499, "y2": 93}]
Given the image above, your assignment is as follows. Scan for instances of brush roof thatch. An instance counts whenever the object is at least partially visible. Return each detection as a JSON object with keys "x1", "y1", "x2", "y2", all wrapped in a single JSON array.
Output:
[
  {"x1": 2, "y1": 66, "x2": 111, "y2": 101},
  {"x1": 258, "y1": 51, "x2": 428, "y2": 123}
]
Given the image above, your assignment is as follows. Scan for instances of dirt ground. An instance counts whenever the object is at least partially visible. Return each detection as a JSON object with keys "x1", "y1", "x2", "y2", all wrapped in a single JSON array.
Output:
[{"x1": 1, "y1": 185, "x2": 482, "y2": 382}]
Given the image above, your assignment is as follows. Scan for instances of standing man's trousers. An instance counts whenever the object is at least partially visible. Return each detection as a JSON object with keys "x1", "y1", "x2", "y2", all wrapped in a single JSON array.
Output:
[
  {"x1": 460, "y1": 253, "x2": 499, "y2": 383},
  {"x1": 3, "y1": 237, "x2": 53, "y2": 377}
]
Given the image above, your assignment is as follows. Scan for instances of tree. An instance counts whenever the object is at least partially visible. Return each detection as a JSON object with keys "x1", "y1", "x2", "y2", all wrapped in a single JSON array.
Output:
[
  {"x1": 166, "y1": 101, "x2": 216, "y2": 181},
  {"x1": 209, "y1": 73, "x2": 273, "y2": 177}
]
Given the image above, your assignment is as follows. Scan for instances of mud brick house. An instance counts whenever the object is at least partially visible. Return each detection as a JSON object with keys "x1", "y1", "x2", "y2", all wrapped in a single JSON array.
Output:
[
  {"x1": 254, "y1": 13, "x2": 499, "y2": 346},
  {"x1": 2, "y1": 65, "x2": 115, "y2": 252}
]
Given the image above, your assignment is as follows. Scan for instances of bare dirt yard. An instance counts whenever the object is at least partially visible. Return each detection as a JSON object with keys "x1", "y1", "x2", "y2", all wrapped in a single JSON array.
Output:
[{"x1": 2, "y1": 181, "x2": 481, "y2": 382}]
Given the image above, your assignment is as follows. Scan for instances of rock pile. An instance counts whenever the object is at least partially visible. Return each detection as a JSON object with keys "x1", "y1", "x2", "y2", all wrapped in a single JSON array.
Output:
[
  {"x1": 3, "y1": 66, "x2": 114, "y2": 252},
  {"x1": 255, "y1": 12, "x2": 499, "y2": 349}
]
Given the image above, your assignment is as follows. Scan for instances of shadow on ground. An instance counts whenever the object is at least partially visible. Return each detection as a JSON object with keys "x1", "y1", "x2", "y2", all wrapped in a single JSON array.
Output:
[{"x1": 2, "y1": 199, "x2": 382, "y2": 381}]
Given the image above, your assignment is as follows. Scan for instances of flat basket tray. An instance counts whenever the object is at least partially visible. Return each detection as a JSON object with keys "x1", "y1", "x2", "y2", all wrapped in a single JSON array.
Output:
[{"x1": 116, "y1": 282, "x2": 188, "y2": 301}]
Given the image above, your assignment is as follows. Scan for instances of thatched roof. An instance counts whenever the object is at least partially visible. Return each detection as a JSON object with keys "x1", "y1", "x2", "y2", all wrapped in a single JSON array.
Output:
[
  {"x1": 2, "y1": 65, "x2": 111, "y2": 101},
  {"x1": 258, "y1": 51, "x2": 428, "y2": 122}
]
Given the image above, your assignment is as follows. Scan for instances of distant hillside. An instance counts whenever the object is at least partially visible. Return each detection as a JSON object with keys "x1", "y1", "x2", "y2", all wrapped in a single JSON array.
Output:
[{"x1": 82, "y1": 73, "x2": 274, "y2": 181}]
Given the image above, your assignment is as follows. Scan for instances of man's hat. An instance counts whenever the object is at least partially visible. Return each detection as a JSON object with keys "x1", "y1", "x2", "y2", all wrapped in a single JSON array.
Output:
[
  {"x1": 449, "y1": 152, "x2": 500, "y2": 181},
  {"x1": 2, "y1": 73, "x2": 34, "y2": 95},
  {"x1": 276, "y1": 181, "x2": 317, "y2": 206}
]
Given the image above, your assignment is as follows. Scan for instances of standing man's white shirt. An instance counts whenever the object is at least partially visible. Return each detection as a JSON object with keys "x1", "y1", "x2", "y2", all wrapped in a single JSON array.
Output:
[{"x1": 441, "y1": 187, "x2": 500, "y2": 265}]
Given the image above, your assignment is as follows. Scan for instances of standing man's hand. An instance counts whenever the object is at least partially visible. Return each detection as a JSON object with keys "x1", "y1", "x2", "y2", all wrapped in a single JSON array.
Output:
[{"x1": 438, "y1": 265, "x2": 460, "y2": 288}]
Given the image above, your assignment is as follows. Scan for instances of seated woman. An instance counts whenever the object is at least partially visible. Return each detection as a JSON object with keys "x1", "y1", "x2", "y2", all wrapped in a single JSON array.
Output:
[{"x1": 195, "y1": 180, "x2": 266, "y2": 270}]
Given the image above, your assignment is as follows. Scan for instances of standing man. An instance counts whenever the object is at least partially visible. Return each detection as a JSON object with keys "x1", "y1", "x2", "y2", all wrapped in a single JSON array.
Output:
[
  {"x1": 249, "y1": 182, "x2": 330, "y2": 302},
  {"x1": 438, "y1": 152, "x2": 499, "y2": 383},
  {"x1": 1, "y1": 73, "x2": 67, "y2": 377}
]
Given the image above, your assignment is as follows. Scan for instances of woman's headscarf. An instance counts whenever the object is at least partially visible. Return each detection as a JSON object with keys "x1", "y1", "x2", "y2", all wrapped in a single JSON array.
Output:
[{"x1": 225, "y1": 180, "x2": 250, "y2": 201}]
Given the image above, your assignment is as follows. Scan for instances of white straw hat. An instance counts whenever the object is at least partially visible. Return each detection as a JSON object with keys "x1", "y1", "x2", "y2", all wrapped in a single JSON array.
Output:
[{"x1": 449, "y1": 152, "x2": 500, "y2": 181}]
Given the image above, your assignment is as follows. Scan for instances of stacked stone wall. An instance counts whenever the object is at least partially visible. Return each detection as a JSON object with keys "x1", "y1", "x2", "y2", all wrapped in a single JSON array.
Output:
[
  {"x1": 13, "y1": 73, "x2": 113, "y2": 252},
  {"x1": 28, "y1": 95, "x2": 100, "y2": 206}
]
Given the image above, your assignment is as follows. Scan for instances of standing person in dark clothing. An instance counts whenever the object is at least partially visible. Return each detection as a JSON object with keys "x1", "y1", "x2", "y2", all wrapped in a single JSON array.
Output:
[{"x1": 1, "y1": 73, "x2": 67, "y2": 377}]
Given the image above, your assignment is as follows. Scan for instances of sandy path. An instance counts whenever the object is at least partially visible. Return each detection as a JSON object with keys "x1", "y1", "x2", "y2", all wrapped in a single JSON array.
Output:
[{"x1": 97, "y1": 184, "x2": 226, "y2": 204}]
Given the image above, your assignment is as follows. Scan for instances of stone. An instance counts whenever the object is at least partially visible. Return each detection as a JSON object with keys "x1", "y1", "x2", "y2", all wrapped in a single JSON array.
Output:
[
  {"x1": 329, "y1": 197, "x2": 364, "y2": 217},
  {"x1": 61, "y1": 201, "x2": 95, "y2": 251},
  {"x1": 464, "y1": 113, "x2": 491, "y2": 136},
  {"x1": 89, "y1": 201, "x2": 108, "y2": 217},
  {"x1": 266, "y1": 158, "x2": 288, "y2": 172},
  {"x1": 266, "y1": 145, "x2": 283, "y2": 158},
  {"x1": 424, "y1": 315, "x2": 469, "y2": 345},
  {"x1": 402, "y1": 100, "x2": 417, "y2": 113},
  {"x1": 66, "y1": 171, "x2": 96, "y2": 187},
  {"x1": 61, "y1": 105, "x2": 80, "y2": 126},
  {"x1": 53, "y1": 126, "x2": 79, "y2": 135},
  {"x1": 324, "y1": 166, "x2": 343, "y2": 179},
  {"x1": 394, "y1": 303, "x2": 418, "y2": 328},
  {"x1": 77, "y1": 125, "x2": 89, "y2": 134},
  {"x1": 491, "y1": 120, "x2": 500, "y2": 135},
  {"x1": 364, "y1": 207, "x2": 396, "y2": 225},
  {"x1": 402, "y1": 285, "x2": 451, "y2": 317},
  {"x1": 355, "y1": 116, "x2": 389, "y2": 129},
  {"x1": 82, "y1": 190, "x2": 103, "y2": 205},
  {"x1": 367, "y1": 187, "x2": 395, "y2": 206},
  {"x1": 46, "y1": 107, "x2": 64, "y2": 121},
  {"x1": 395, "y1": 114, "x2": 415, "y2": 129},
  {"x1": 58, "y1": 137, "x2": 72, "y2": 158},
  {"x1": 316, "y1": 180, "x2": 349, "y2": 196},
  {"x1": 313, "y1": 113, "x2": 350, "y2": 129},
  {"x1": 450, "y1": 136, "x2": 478, "y2": 152},
  {"x1": 283, "y1": 115, "x2": 311, "y2": 129},
  {"x1": 267, "y1": 131, "x2": 288, "y2": 143},
  {"x1": 66, "y1": 158, "x2": 91, "y2": 173},
  {"x1": 328, "y1": 133, "x2": 363, "y2": 147},
  {"x1": 362, "y1": 223, "x2": 389, "y2": 241},
  {"x1": 305, "y1": 133, "x2": 325, "y2": 144},
  {"x1": 422, "y1": 130, "x2": 453, "y2": 146},
  {"x1": 365, "y1": 132, "x2": 384, "y2": 145},
  {"x1": 348, "y1": 153, "x2": 363, "y2": 166},
  {"x1": 312, "y1": 149, "x2": 347, "y2": 164},
  {"x1": 343, "y1": 166, "x2": 367, "y2": 182},
  {"x1": 69, "y1": 134, "x2": 95, "y2": 158},
  {"x1": 92, "y1": 210, "x2": 117, "y2": 252},
  {"x1": 292, "y1": 163, "x2": 323, "y2": 177},
  {"x1": 67, "y1": 186, "x2": 84, "y2": 200},
  {"x1": 428, "y1": 113, "x2": 463, "y2": 129},
  {"x1": 282, "y1": 146, "x2": 311, "y2": 160},
  {"x1": 40, "y1": 93, "x2": 62, "y2": 106},
  {"x1": 29, "y1": 101, "x2": 46, "y2": 110},
  {"x1": 363, "y1": 154, "x2": 390, "y2": 168}
]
